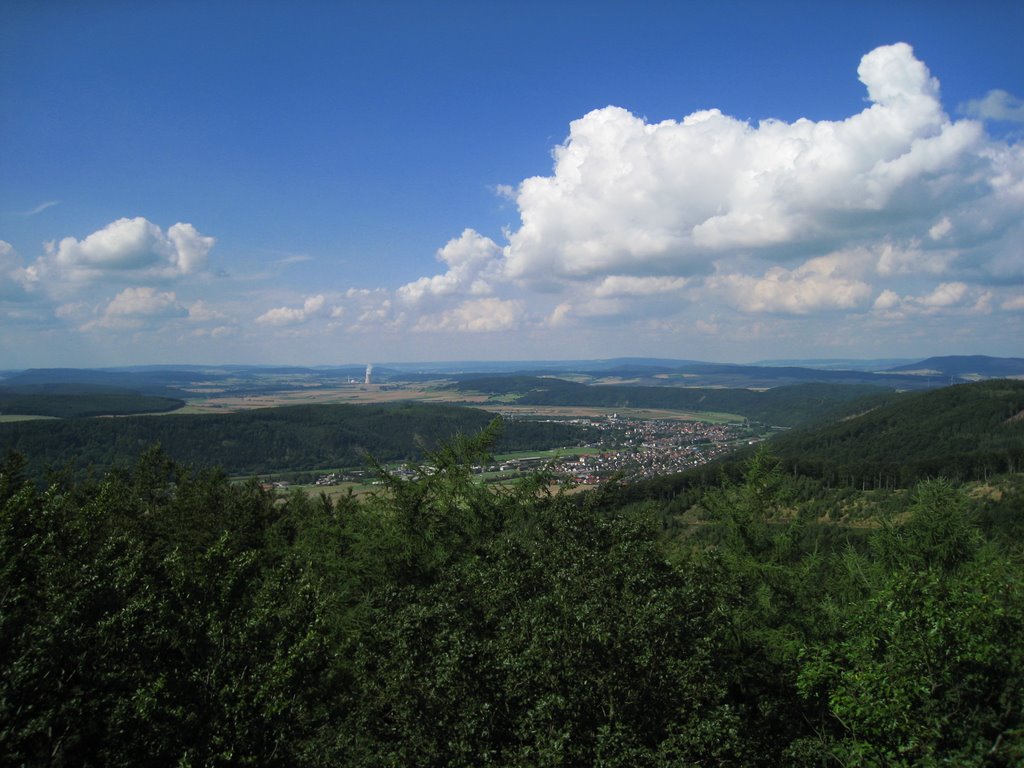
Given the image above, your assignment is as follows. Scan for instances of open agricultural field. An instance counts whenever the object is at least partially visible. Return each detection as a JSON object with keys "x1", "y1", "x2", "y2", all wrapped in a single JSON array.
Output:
[
  {"x1": 483, "y1": 404, "x2": 744, "y2": 423},
  {"x1": 257, "y1": 445, "x2": 609, "y2": 503},
  {"x1": 183, "y1": 383, "x2": 487, "y2": 412},
  {"x1": 492, "y1": 446, "x2": 604, "y2": 462},
  {"x1": 279, "y1": 480, "x2": 379, "y2": 502},
  {"x1": 286, "y1": 477, "x2": 583, "y2": 504},
  {"x1": 183, "y1": 384, "x2": 745, "y2": 423}
]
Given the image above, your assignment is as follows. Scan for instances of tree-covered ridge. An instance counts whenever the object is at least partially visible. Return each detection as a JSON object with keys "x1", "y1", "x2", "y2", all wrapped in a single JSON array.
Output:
[
  {"x1": 886, "y1": 355, "x2": 1024, "y2": 377},
  {"x1": 0, "y1": 402, "x2": 599, "y2": 481},
  {"x1": 1, "y1": 432, "x2": 1022, "y2": 766},
  {"x1": 769, "y1": 379, "x2": 1024, "y2": 487},
  {"x1": 450, "y1": 377, "x2": 889, "y2": 427},
  {"x1": 604, "y1": 380, "x2": 1024, "y2": 508},
  {"x1": 0, "y1": 368, "x2": 200, "y2": 397},
  {"x1": 0, "y1": 385, "x2": 185, "y2": 418}
]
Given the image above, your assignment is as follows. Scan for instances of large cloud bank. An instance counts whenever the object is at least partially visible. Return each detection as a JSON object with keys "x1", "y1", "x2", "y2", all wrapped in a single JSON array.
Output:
[
  {"x1": 500, "y1": 43, "x2": 1015, "y2": 289},
  {"x1": 6, "y1": 43, "x2": 1021, "y2": 362},
  {"x1": 283, "y1": 43, "x2": 1023, "y2": 352},
  {"x1": 366, "y1": 41, "x2": 1020, "y2": 340}
]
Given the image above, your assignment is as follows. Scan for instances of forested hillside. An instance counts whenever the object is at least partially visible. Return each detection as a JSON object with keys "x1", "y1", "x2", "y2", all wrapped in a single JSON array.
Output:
[
  {"x1": 0, "y1": 402, "x2": 598, "y2": 481},
  {"x1": 451, "y1": 377, "x2": 887, "y2": 427},
  {"x1": 2, "y1": 430, "x2": 1021, "y2": 766},
  {"x1": 601, "y1": 380, "x2": 1024, "y2": 508},
  {"x1": 769, "y1": 379, "x2": 1024, "y2": 487},
  {"x1": 0, "y1": 386, "x2": 185, "y2": 418}
]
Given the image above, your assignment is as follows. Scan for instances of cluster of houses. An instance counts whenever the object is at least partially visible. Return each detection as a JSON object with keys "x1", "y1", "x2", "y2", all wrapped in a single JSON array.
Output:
[
  {"x1": 571, "y1": 417, "x2": 750, "y2": 483},
  {"x1": 476, "y1": 415, "x2": 756, "y2": 486},
  {"x1": 292, "y1": 415, "x2": 756, "y2": 491},
  {"x1": 313, "y1": 469, "x2": 370, "y2": 486}
]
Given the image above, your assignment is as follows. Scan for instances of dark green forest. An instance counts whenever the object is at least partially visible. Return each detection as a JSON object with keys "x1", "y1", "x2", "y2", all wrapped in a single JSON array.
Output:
[
  {"x1": 0, "y1": 386, "x2": 185, "y2": 418},
  {"x1": 2, "y1": 417, "x2": 1023, "y2": 766},
  {"x1": 767, "y1": 379, "x2": 1024, "y2": 488},
  {"x1": 0, "y1": 402, "x2": 599, "y2": 482}
]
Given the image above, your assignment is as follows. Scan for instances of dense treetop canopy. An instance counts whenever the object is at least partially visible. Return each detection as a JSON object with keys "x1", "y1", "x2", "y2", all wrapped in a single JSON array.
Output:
[{"x1": 2, "y1": 423, "x2": 1022, "y2": 765}]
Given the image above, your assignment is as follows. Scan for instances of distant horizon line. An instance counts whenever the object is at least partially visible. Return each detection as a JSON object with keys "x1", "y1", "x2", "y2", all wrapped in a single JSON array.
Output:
[{"x1": 4, "y1": 353, "x2": 1022, "y2": 374}]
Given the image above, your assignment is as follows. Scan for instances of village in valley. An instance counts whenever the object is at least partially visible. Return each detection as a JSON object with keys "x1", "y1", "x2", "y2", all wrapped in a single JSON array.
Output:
[
  {"x1": 304, "y1": 413, "x2": 759, "y2": 491},
  {"x1": 547, "y1": 415, "x2": 756, "y2": 484}
]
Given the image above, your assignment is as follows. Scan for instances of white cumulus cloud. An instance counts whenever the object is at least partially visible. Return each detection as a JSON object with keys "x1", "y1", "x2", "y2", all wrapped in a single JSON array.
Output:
[
  {"x1": 104, "y1": 286, "x2": 183, "y2": 316},
  {"x1": 873, "y1": 289, "x2": 902, "y2": 311},
  {"x1": 593, "y1": 275, "x2": 689, "y2": 298},
  {"x1": 23, "y1": 218, "x2": 217, "y2": 307},
  {"x1": 48, "y1": 217, "x2": 214, "y2": 280},
  {"x1": 167, "y1": 222, "x2": 215, "y2": 274},
  {"x1": 917, "y1": 281, "x2": 969, "y2": 308},
  {"x1": 874, "y1": 241, "x2": 955, "y2": 276},
  {"x1": 871, "y1": 281, "x2": 999, "y2": 319},
  {"x1": 0, "y1": 241, "x2": 35, "y2": 301},
  {"x1": 255, "y1": 294, "x2": 327, "y2": 326},
  {"x1": 711, "y1": 255, "x2": 873, "y2": 314},
  {"x1": 497, "y1": 43, "x2": 1008, "y2": 291},
  {"x1": 414, "y1": 298, "x2": 523, "y2": 332},
  {"x1": 355, "y1": 42, "x2": 1022, "y2": 352},
  {"x1": 82, "y1": 286, "x2": 187, "y2": 330},
  {"x1": 397, "y1": 229, "x2": 502, "y2": 305}
]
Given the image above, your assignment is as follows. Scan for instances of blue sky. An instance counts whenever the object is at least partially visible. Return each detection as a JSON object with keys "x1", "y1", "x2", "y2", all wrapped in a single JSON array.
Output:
[{"x1": 1, "y1": 0, "x2": 1022, "y2": 367}]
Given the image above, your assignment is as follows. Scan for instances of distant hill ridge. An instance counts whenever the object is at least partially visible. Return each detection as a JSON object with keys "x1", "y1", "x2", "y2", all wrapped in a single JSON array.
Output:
[
  {"x1": 885, "y1": 355, "x2": 1024, "y2": 377},
  {"x1": 1, "y1": 356, "x2": 1020, "y2": 399}
]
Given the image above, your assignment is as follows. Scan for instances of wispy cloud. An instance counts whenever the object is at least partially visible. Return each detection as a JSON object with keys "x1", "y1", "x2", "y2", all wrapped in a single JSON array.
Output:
[
  {"x1": 276, "y1": 254, "x2": 313, "y2": 266},
  {"x1": 12, "y1": 200, "x2": 60, "y2": 217},
  {"x1": 960, "y1": 89, "x2": 1024, "y2": 123}
]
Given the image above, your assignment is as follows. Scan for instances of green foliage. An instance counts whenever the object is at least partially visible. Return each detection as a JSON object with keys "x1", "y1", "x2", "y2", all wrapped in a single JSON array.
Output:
[
  {"x1": 871, "y1": 478, "x2": 983, "y2": 572},
  {"x1": 343, "y1": 430, "x2": 743, "y2": 765},
  {"x1": 0, "y1": 448, "x2": 343, "y2": 766},
  {"x1": 797, "y1": 480, "x2": 1024, "y2": 766},
  {"x1": 771, "y1": 379, "x2": 1024, "y2": 488},
  {"x1": 1, "y1": 431, "x2": 1022, "y2": 765}
]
